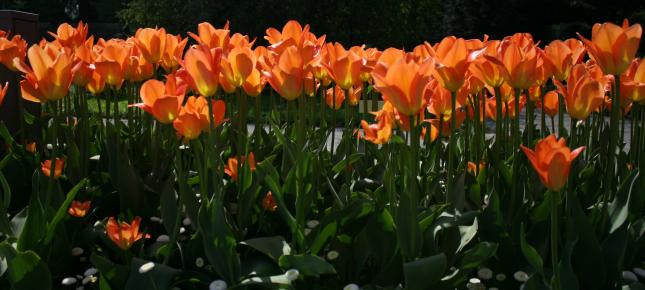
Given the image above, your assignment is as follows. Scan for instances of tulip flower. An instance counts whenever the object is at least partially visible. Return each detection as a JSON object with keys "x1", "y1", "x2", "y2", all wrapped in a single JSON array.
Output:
[
  {"x1": 554, "y1": 64, "x2": 604, "y2": 120},
  {"x1": 539, "y1": 90, "x2": 559, "y2": 117},
  {"x1": 161, "y1": 34, "x2": 187, "y2": 72},
  {"x1": 578, "y1": 19, "x2": 642, "y2": 76},
  {"x1": 467, "y1": 161, "x2": 485, "y2": 177},
  {"x1": 68, "y1": 200, "x2": 91, "y2": 218},
  {"x1": 427, "y1": 80, "x2": 467, "y2": 121},
  {"x1": 189, "y1": 21, "x2": 230, "y2": 51},
  {"x1": 495, "y1": 41, "x2": 540, "y2": 89},
  {"x1": 621, "y1": 58, "x2": 645, "y2": 104},
  {"x1": 25, "y1": 142, "x2": 36, "y2": 154},
  {"x1": 173, "y1": 96, "x2": 225, "y2": 140},
  {"x1": 182, "y1": 44, "x2": 223, "y2": 97},
  {"x1": 224, "y1": 152, "x2": 256, "y2": 182},
  {"x1": 544, "y1": 39, "x2": 584, "y2": 81},
  {"x1": 520, "y1": 135, "x2": 584, "y2": 192},
  {"x1": 94, "y1": 41, "x2": 128, "y2": 89},
  {"x1": 123, "y1": 45, "x2": 154, "y2": 83},
  {"x1": 133, "y1": 27, "x2": 167, "y2": 65},
  {"x1": 324, "y1": 42, "x2": 363, "y2": 90},
  {"x1": 242, "y1": 69, "x2": 266, "y2": 97},
  {"x1": 372, "y1": 56, "x2": 434, "y2": 116},
  {"x1": 15, "y1": 44, "x2": 74, "y2": 103},
  {"x1": 135, "y1": 74, "x2": 187, "y2": 123},
  {"x1": 263, "y1": 46, "x2": 305, "y2": 100},
  {"x1": 49, "y1": 22, "x2": 88, "y2": 48},
  {"x1": 106, "y1": 217, "x2": 148, "y2": 250},
  {"x1": 470, "y1": 57, "x2": 508, "y2": 88},
  {"x1": 325, "y1": 85, "x2": 345, "y2": 109},
  {"x1": 41, "y1": 158, "x2": 64, "y2": 179},
  {"x1": 0, "y1": 33, "x2": 27, "y2": 71},
  {"x1": 0, "y1": 82, "x2": 7, "y2": 106},
  {"x1": 485, "y1": 95, "x2": 526, "y2": 120},
  {"x1": 262, "y1": 191, "x2": 277, "y2": 212},
  {"x1": 426, "y1": 36, "x2": 473, "y2": 92},
  {"x1": 221, "y1": 46, "x2": 256, "y2": 88}
]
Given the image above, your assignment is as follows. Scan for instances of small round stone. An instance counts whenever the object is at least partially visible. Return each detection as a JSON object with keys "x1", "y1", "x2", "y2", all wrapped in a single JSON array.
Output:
[
  {"x1": 71, "y1": 247, "x2": 84, "y2": 256},
  {"x1": 179, "y1": 227, "x2": 186, "y2": 234},
  {"x1": 623, "y1": 270, "x2": 638, "y2": 282},
  {"x1": 306, "y1": 220, "x2": 320, "y2": 229},
  {"x1": 62, "y1": 277, "x2": 77, "y2": 286},
  {"x1": 182, "y1": 217, "x2": 191, "y2": 226},
  {"x1": 83, "y1": 267, "x2": 98, "y2": 277},
  {"x1": 304, "y1": 228, "x2": 311, "y2": 235},
  {"x1": 477, "y1": 267, "x2": 493, "y2": 280},
  {"x1": 195, "y1": 257, "x2": 204, "y2": 268},
  {"x1": 633, "y1": 267, "x2": 645, "y2": 278},
  {"x1": 513, "y1": 271, "x2": 529, "y2": 282},
  {"x1": 150, "y1": 216, "x2": 163, "y2": 223},
  {"x1": 156, "y1": 235, "x2": 170, "y2": 243},
  {"x1": 138, "y1": 262, "x2": 155, "y2": 274},
  {"x1": 343, "y1": 283, "x2": 360, "y2": 290},
  {"x1": 326, "y1": 250, "x2": 339, "y2": 261},
  {"x1": 209, "y1": 280, "x2": 227, "y2": 290},
  {"x1": 495, "y1": 273, "x2": 506, "y2": 281},
  {"x1": 285, "y1": 269, "x2": 300, "y2": 281},
  {"x1": 489, "y1": 288, "x2": 499, "y2": 290}
]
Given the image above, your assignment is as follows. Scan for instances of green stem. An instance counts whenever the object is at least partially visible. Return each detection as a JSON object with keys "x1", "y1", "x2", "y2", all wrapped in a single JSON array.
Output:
[
  {"x1": 551, "y1": 190, "x2": 561, "y2": 290},
  {"x1": 447, "y1": 90, "x2": 457, "y2": 207}
]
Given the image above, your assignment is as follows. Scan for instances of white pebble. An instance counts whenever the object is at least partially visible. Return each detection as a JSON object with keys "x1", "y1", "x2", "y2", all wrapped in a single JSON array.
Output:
[
  {"x1": 150, "y1": 216, "x2": 163, "y2": 223},
  {"x1": 71, "y1": 247, "x2": 84, "y2": 256},
  {"x1": 182, "y1": 217, "x2": 191, "y2": 226},
  {"x1": 195, "y1": 257, "x2": 204, "y2": 268},
  {"x1": 477, "y1": 267, "x2": 493, "y2": 280},
  {"x1": 495, "y1": 273, "x2": 506, "y2": 281},
  {"x1": 469, "y1": 278, "x2": 481, "y2": 284},
  {"x1": 82, "y1": 276, "x2": 96, "y2": 285},
  {"x1": 285, "y1": 269, "x2": 300, "y2": 281},
  {"x1": 179, "y1": 227, "x2": 186, "y2": 234},
  {"x1": 343, "y1": 283, "x2": 360, "y2": 290},
  {"x1": 514, "y1": 271, "x2": 529, "y2": 282},
  {"x1": 156, "y1": 235, "x2": 170, "y2": 243},
  {"x1": 326, "y1": 250, "x2": 339, "y2": 261},
  {"x1": 209, "y1": 280, "x2": 227, "y2": 290},
  {"x1": 306, "y1": 220, "x2": 319, "y2": 229},
  {"x1": 89, "y1": 155, "x2": 100, "y2": 161},
  {"x1": 76, "y1": 287, "x2": 84, "y2": 290},
  {"x1": 93, "y1": 221, "x2": 102, "y2": 227},
  {"x1": 304, "y1": 228, "x2": 311, "y2": 236},
  {"x1": 76, "y1": 275, "x2": 83, "y2": 280},
  {"x1": 633, "y1": 267, "x2": 645, "y2": 278},
  {"x1": 138, "y1": 262, "x2": 155, "y2": 274},
  {"x1": 623, "y1": 270, "x2": 638, "y2": 282},
  {"x1": 83, "y1": 268, "x2": 98, "y2": 277},
  {"x1": 62, "y1": 277, "x2": 77, "y2": 286},
  {"x1": 489, "y1": 288, "x2": 499, "y2": 290}
]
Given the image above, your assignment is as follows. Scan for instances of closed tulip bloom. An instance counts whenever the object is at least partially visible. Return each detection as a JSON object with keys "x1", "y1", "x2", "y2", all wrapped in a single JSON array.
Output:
[
  {"x1": 554, "y1": 64, "x2": 604, "y2": 120},
  {"x1": 499, "y1": 41, "x2": 540, "y2": 89},
  {"x1": 325, "y1": 85, "x2": 345, "y2": 109},
  {"x1": 221, "y1": 46, "x2": 256, "y2": 88},
  {"x1": 578, "y1": 20, "x2": 642, "y2": 76},
  {"x1": 540, "y1": 90, "x2": 559, "y2": 117},
  {"x1": 544, "y1": 40, "x2": 577, "y2": 81},
  {"x1": 427, "y1": 80, "x2": 467, "y2": 121},
  {"x1": 15, "y1": 44, "x2": 74, "y2": 103},
  {"x1": 242, "y1": 69, "x2": 267, "y2": 97},
  {"x1": 372, "y1": 56, "x2": 434, "y2": 116},
  {"x1": 135, "y1": 74, "x2": 186, "y2": 124},
  {"x1": 520, "y1": 135, "x2": 584, "y2": 192},
  {"x1": 262, "y1": 191, "x2": 277, "y2": 212},
  {"x1": 621, "y1": 59, "x2": 645, "y2": 104},
  {"x1": 467, "y1": 161, "x2": 485, "y2": 177},
  {"x1": 68, "y1": 200, "x2": 91, "y2": 218},
  {"x1": 0, "y1": 33, "x2": 27, "y2": 71},
  {"x1": 182, "y1": 44, "x2": 223, "y2": 97},
  {"x1": 263, "y1": 46, "x2": 305, "y2": 100},
  {"x1": 324, "y1": 43, "x2": 363, "y2": 90},
  {"x1": 41, "y1": 158, "x2": 64, "y2": 179},
  {"x1": 106, "y1": 217, "x2": 148, "y2": 250},
  {"x1": 133, "y1": 27, "x2": 167, "y2": 65},
  {"x1": 427, "y1": 37, "x2": 473, "y2": 92}
]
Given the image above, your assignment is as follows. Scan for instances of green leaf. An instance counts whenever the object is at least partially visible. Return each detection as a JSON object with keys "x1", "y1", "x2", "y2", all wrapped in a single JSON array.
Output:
[
  {"x1": 278, "y1": 254, "x2": 336, "y2": 277},
  {"x1": 460, "y1": 242, "x2": 498, "y2": 269},
  {"x1": 7, "y1": 250, "x2": 51, "y2": 290},
  {"x1": 159, "y1": 177, "x2": 179, "y2": 236},
  {"x1": 199, "y1": 200, "x2": 241, "y2": 284},
  {"x1": 608, "y1": 171, "x2": 638, "y2": 234},
  {"x1": 403, "y1": 253, "x2": 447, "y2": 288},
  {"x1": 124, "y1": 258, "x2": 180, "y2": 290},
  {"x1": 331, "y1": 153, "x2": 362, "y2": 174},
  {"x1": 44, "y1": 178, "x2": 88, "y2": 244},
  {"x1": 90, "y1": 252, "x2": 129, "y2": 288},
  {"x1": 309, "y1": 221, "x2": 337, "y2": 255},
  {"x1": 241, "y1": 236, "x2": 291, "y2": 263},
  {"x1": 520, "y1": 223, "x2": 543, "y2": 273}
]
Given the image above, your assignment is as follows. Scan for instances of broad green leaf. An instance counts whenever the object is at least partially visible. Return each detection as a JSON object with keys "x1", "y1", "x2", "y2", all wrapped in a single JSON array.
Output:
[
  {"x1": 124, "y1": 258, "x2": 180, "y2": 290},
  {"x1": 278, "y1": 254, "x2": 336, "y2": 277},
  {"x1": 241, "y1": 236, "x2": 291, "y2": 262},
  {"x1": 520, "y1": 223, "x2": 543, "y2": 273},
  {"x1": 403, "y1": 253, "x2": 447, "y2": 288},
  {"x1": 460, "y1": 242, "x2": 498, "y2": 269},
  {"x1": 7, "y1": 250, "x2": 51, "y2": 290},
  {"x1": 44, "y1": 178, "x2": 88, "y2": 244}
]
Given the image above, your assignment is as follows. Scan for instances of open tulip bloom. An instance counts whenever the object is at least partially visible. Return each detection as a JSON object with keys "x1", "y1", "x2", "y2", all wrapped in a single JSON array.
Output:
[{"x1": 0, "y1": 18, "x2": 644, "y2": 290}]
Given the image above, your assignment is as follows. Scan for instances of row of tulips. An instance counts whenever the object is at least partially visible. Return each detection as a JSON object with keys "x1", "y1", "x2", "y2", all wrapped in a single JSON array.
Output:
[{"x1": 0, "y1": 18, "x2": 643, "y2": 290}]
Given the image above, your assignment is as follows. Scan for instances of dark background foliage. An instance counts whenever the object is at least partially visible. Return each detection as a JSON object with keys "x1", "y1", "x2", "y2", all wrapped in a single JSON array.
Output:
[{"x1": 1, "y1": 0, "x2": 644, "y2": 51}]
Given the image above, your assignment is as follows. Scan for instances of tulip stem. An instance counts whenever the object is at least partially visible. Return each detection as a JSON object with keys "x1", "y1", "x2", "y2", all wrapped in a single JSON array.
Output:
[
  {"x1": 447, "y1": 91, "x2": 457, "y2": 207},
  {"x1": 46, "y1": 101, "x2": 60, "y2": 203},
  {"x1": 551, "y1": 190, "x2": 561, "y2": 290},
  {"x1": 558, "y1": 92, "x2": 565, "y2": 138},
  {"x1": 606, "y1": 76, "x2": 621, "y2": 200},
  {"x1": 254, "y1": 94, "x2": 261, "y2": 144},
  {"x1": 540, "y1": 87, "x2": 546, "y2": 138},
  {"x1": 493, "y1": 87, "x2": 503, "y2": 158}
]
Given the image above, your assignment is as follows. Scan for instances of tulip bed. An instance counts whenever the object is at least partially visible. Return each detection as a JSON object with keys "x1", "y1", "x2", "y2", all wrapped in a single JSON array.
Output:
[{"x1": 0, "y1": 19, "x2": 644, "y2": 290}]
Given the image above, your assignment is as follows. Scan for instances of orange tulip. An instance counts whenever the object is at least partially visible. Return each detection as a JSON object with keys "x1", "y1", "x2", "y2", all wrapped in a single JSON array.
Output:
[
  {"x1": 470, "y1": 57, "x2": 508, "y2": 88},
  {"x1": 49, "y1": 22, "x2": 88, "y2": 48},
  {"x1": 467, "y1": 161, "x2": 485, "y2": 177},
  {"x1": 15, "y1": 44, "x2": 74, "y2": 103},
  {"x1": 621, "y1": 58, "x2": 645, "y2": 104},
  {"x1": 372, "y1": 56, "x2": 434, "y2": 116},
  {"x1": 496, "y1": 41, "x2": 540, "y2": 89},
  {"x1": 325, "y1": 85, "x2": 345, "y2": 109},
  {"x1": 485, "y1": 95, "x2": 526, "y2": 120},
  {"x1": 106, "y1": 216, "x2": 148, "y2": 250},
  {"x1": 263, "y1": 46, "x2": 305, "y2": 100},
  {"x1": 133, "y1": 27, "x2": 167, "y2": 65},
  {"x1": 520, "y1": 135, "x2": 584, "y2": 192},
  {"x1": 0, "y1": 82, "x2": 7, "y2": 106},
  {"x1": 221, "y1": 46, "x2": 256, "y2": 89},
  {"x1": 135, "y1": 75, "x2": 186, "y2": 124},
  {"x1": 0, "y1": 33, "x2": 27, "y2": 71},
  {"x1": 360, "y1": 119, "x2": 392, "y2": 145},
  {"x1": 324, "y1": 42, "x2": 363, "y2": 90},
  {"x1": 94, "y1": 40, "x2": 128, "y2": 89},
  {"x1": 25, "y1": 141, "x2": 36, "y2": 154},
  {"x1": 182, "y1": 44, "x2": 223, "y2": 97},
  {"x1": 539, "y1": 90, "x2": 559, "y2": 117},
  {"x1": 189, "y1": 21, "x2": 231, "y2": 51},
  {"x1": 427, "y1": 80, "x2": 467, "y2": 121},
  {"x1": 262, "y1": 191, "x2": 277, "y2": 212},
  {"x1": 161, "y1": 34, "x2": 187, "y2": 72},
  {"x1": 544, "y1": 39, "x2": 584, "y2": 81},
  {"x1": 242, "y1": 69, "x2": 267, "y2": 97},
  {"x1": 426, "y1": 37, "x2": 473, "y2": 92},
  {"x1": 68, "y1": 200, "x2": 91, "y2": 218},
  {"x1": 41, "y1": 158, "x2": 64, "y2": 179},
  {"x1": 224, "y1": 152, "x2": 256, "y2": 182},
  {"x1": 173, "y1": 96, "x2": 225, "y2": 141},
  {"x1": 554, "y1": 64, "x2": 604, "y2": 120},
  {"x1": 578, "y1": 20, "x2": 642, "y2": 75}
]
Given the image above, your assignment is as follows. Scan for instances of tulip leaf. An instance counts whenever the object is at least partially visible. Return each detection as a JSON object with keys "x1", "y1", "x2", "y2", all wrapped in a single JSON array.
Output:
[
  {"x1": 403, "y1": 253, "x2": 447, "y2": 288},
  {"x1": 241, "y1": 236, "x2": 291, "y2": 263},
  {"x1": 7, "y1": 250, "x2": 51, "y2": 290},
  {"x1": 608, "y1": 170, "x2": 638, "y2": 234},
  {"x1": 44, "y1": 178, "x2": 87, "y2": 244},
  {"x1": 278, "y1": 254, "x2": 336, "y2": 277},
  {"x1": 124, "y1": 258, "x2": 180, "y2": 290},
  {"x1": 520, "y1": 223, "x2": 543, "y2": 273},
  {"x1": 459, "y1": 241, "x2": 498, "y2": 269}
]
